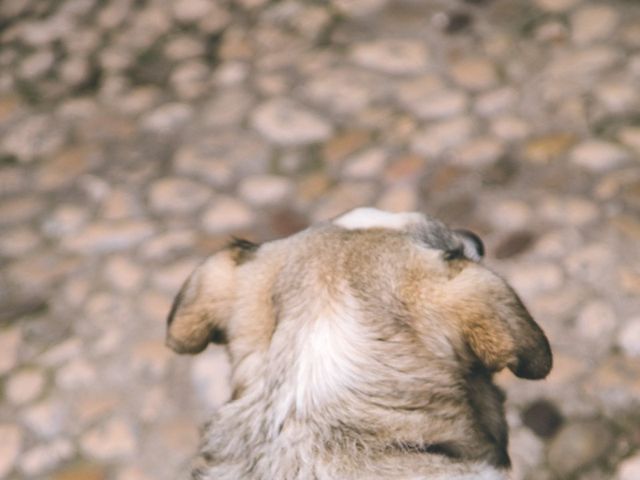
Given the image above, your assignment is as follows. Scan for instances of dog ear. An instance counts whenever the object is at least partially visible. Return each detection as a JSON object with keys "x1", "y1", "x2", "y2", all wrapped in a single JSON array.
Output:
[
  {"x1": 166, "y1": 239, "x2": 257, "y2": 354},
  {"x1": 447, "y1": 269, "x2": 552, "y2": 379}
]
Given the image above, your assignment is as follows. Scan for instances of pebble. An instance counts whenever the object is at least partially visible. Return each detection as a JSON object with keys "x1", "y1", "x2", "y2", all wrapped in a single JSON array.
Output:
[
  {"x1": 81, "y1": 418, "x2": 137, "y2": 461},
  {"x1": 487, "y1": 199, "x2": 532, "y2": 231},
  {"x1": 411, "y1": 117, "x2": 474, "y2": 157},
  {"x1": 42, "y1": 204, "x2": 89, "y2": 238},
  {"x1": 523, "y1": 133, "x2": 576, "y2": 164},
  {"x1": 350, "y1": 39, "x2": 429, "y2": 75},
  {"x1": 104, "y1": 256, "x2": 144, "y2": 291},
  {"x1": 450, "y1": 56, "x2": 498, "y2": 91},
  {"x1": 2, "y1": 114, "x2": 66, "y2": 162},
  {"x1": 617, "y1": 126, "x2": 640, "y2": 154},
  {"x1": 451, "y1": 136, "x2": 504, "y2": 167},
  {"x1": 202, "y1": 196, "x2": 255, "y2": 234},
  {"x1": 571, "y1": 5, "x2": 619, "y2": 45},
  {"x1": 570, "y1": 140, "x2": 629, "y2": 171},
  {"x1": 141, "y1": 103, "x2": 194, "y2": 133},
  {"x1": 56, "y1": 359, "x2": 97, "y2": 390},
  {"x1": 575, "y1": 301, "x2": 617, "y2": 352},
  {"x1": 617, "y1": 453, "x2": 640, "y2": 480},
  {"x1": 20, "y1": 439, "x2": 74, "y2": 477},
  {"x1": 311, "y1": 181, "x2": 377, "y2": 222},
  {"x1": 538, "y1": 196, "x2": 598, "y2": 226},
  {"x1": 238, "y1": 174, "x2": 293, "y2": 207},
  {"x1": 376, "y1": 185, "x2": 418, "y2": 212},
  {"x1": 0, "y1": 227, "x2": 40, "y2": 257},
  {"x1": 534, "y1": 0, "x2": 580, "y2": 12},
  {"x1": 491, "y1": 116, "x2": 531, "y2": 142},
  {"x1": 547, "y1": 420, "x2": 614, "y2": 477},
  {"x1": 148, "y1": 177, "x2": 210, "y2": 213},
  {"x1": 6, "y1": 368, "x2": 46, "y2": 405},
  {"x1": 303, "y1": 68, "x2": 380, "y2": 115},
  {"x1": 343, "y1": 148, "x2": 387, "y2": 179},
  {"x1": 0, "y1": 327, "x2": 21, "y2": 375},
  {"x1": 507, "y1": 263, "x2": 564, "y2": 297},
  {"x1": 0, "y1": 424, "x2": 22, "y2": 477},
  {"x1": 251, "y1": 98, "x2": 333, "y2": 146},
  {"x1": 23, "y1": 399, "x2": 68, "y2": 439},
  {"x1": 19, "y1": 49, "x2": 55, "y2": 79},
  {"x1": 64, "y1": 220, "x2": 154, "y2": 253},
  {"x1": 617, "y1": 317, "x2": 640, "y2": 357},
  {"x1": 475, "y1": 87, "x2": 516, "y2": 117}
]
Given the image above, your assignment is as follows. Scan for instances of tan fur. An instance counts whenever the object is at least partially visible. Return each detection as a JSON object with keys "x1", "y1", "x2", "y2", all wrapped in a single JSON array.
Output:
[{"x1": 166, "y1": 208, "x2": 552, "y2": 480}]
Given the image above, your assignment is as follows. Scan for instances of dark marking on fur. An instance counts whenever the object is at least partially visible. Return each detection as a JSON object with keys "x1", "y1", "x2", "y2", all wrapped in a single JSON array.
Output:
[
  {"x1": 229, "y1": 237, "x2": 260, "y2": 265},
  {"x1": 455, "y1": 229, "x2": 485, "y2": 258}
]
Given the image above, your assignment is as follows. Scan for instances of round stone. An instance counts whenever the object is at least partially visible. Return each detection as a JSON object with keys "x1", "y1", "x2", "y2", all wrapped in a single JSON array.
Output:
[
  {"x1": 6, "y1": 368, "x2": 46, "y2": 405},
  {"x1": 351, "y1": 39, "x2": 429, "y2": 75},
  {"x1": 411, "y1": 117, "x2": 475, "y2": 157},
  {"x1": 534, "y1": 0, "x2": 580, "y2": 12},
  {"x1": 575, "y1": 301, "x2": 617, "y2": 350},
  {"x1": 238, "y1": 174, "x2": 293, "y2": 207},
  {"x1": 20, "y1": 439, "x2": 74, "y2": 477},
  {"x1": 2, "y1": 114, "x2": 66, "y2": 162},
  {"x1": 80, "y1": 418, "x2": 137, "y2": 460},
  {"x1": 251, "y1": 98, "x2": 332, "y2": 146},
  {"x1": 617, "y1": 453, "x2": 640, "y2": 480},
  {"x1": 148, "y1": 177, "x2": 210, "y2": 213},
  {"x1": 141, "y1": 103, "x2": 194, "y2": 133},
  {"x1": 571, "y1": 5, "x2": 619, "y2": 45},
  {"x1": 450, "y1": 56, "x2": 498, "y2": 91},
  {"x1": 202, "y1": 197, "x2": 255, "y2": 234},
  {"x1": 0, "y1": 328, "x2": 21, "y2": 375},
  {"x1": 343, "y1": 149, "x2": 387, "y2": 179},
  {"x1": 451, "y1": 137, "x2": 504, "y2": 167},
  {"x1": 0, "y1": 424, "x2": 22, "y2": 477},
  {"x1": 571, "y1": 140, "x2": 628, "y2": 172},
  {"x1": 548, "y1": 421, "x2": 614, "y2": 477},
  {"x1": 618, "y1": 317, "x2": 640, "y2": 357}
]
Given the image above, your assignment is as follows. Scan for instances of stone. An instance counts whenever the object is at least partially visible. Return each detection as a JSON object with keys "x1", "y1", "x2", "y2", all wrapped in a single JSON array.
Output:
[
  {"x1": 323, "y1": 130, "x2": 371, "y2": 166},
  {"x1": 132, "y1": 340, "x2": 172, "y2": 378},
  {"x1": 451, "y1": 137, "x2": 504, "y2": 167},
  {"x1": 2, "y1": 114, "x2": 66, "y2": 162},
  {"x1": 595, "y1": 80, "x2": 638, "y2": 113},
  {"x1": 20, "y1": 439, "x2": 74, "y2": 477},
  {"x1": 350, "y1": 39, "x2": 429, "y2": 75},
  {"x1": 384, "y1": 154, "x2": 425, "y2": 182},
  {"x1": 0, "y1": 424, "x2": 22, "y2": 477},
  {"x1": 490, "y1": 116, "x2": 531, "y2": 142},
  {"x1": 251, "y1": 98, "x2": 332, "y2": 146},
  {"x1": 0, "y1": 327, "x2": 21, "y2": 375},
  {"x1": 521, "y1": 400, "x2": 563, "y2": 438},
  {"x1": 523, "y1": 133, "x2": 576, "y2": 164},
  {"x1": 104, "y1": 256, "x2": 144, "y2": 291},
  {"x1": 238, "y1": 174, "x2": 293, "y2": 206},
  {"x1": 617, "y1": 453, "x2": 640, "y2": 480},
  {"x1": 202, "y1": 197, "x2": 255, "y2": 234},
  {"x1": 547, "y1": 421, "x2": 614, "y2": 477},
  {"x1": 487, "y1": 199, "x2": 532, "y2": 231},
  {"x1": 201, "y1": 89, "x2": 254, "y2": 129},
  {"x1": 303, "y1": 68, "x2": 381, "y2": 115},
  {"x1": 618, "y1": 317, "x2": 640, "y2": 358},
  {"x1": 411, "y1": 117, "x2": 474, "y2": 157},
  {"x1": 36, "y1": 145, "x2": 91, "y2": 190},
  {"x1": 23, "y1": 399, "x2": 68, "y2": 439},
  {"x1": 534, "y1": 0, "x2": 580, "y2": 12},
  {"x1": 117, "y1": 466, "x2": 153, "y2": 480},
  {"x1": 140, "y1": 230, "x2": 195, "y2": 261},
  {"x1": 0, "y1": 196, "x2": 45, "y2": 226},
  {"x1": 571, "y1": 5, "x2": 619, "y2": 45},
  {"x1": 141, "y1": 103, "x2": 194, "y2": 133},
  {"x1": 165, "y1": 36, "x2": 206, "y2": 60},
  {"x1": 81, "y1": 418, "x2": 137, "y2": 461},
  {"x1": 6, "y1": 368, "x2": 46, "y2": 405},
  {"x1": 0, "y1": 227, "x2": 40, "y2": 257},
  {"x1": 191, "y1": 346, "x2": 232, "y2": 408},
  {"x1": 0, "y1": 166, "x2": 25, "y2": 195},
  {"x1": 42, "y1": 204, "x2": 88, "y2": 237},
  {"x1": 539, "y1": 196, "x2": 598, "y2": 226},
  {"x1": 56, "y1": 358, "x2": 97, "y2": 390},
  {"x1": 507, "y1": 263, "x2": 564, "y2": 298},
  {"x1": 19, "y1": 49, "x2": 55, "y2": 79},
  {"x1": 570, "y1": 140, "x2": 628, "y2": 171},
  {"x1": 494, "y1": 231, "x2": 536, "y2": 259},
  {"x1": 450, "y1": 56, "x2": 498, "y2": 91},
  {"x1": 172, "y1": 0, "x2": 214, "y2": 22},
  {"x1": 64, "y1": 220, "x2": 154, "y2": 253},
  {"x1": 618, "y1": 126, "x2": 640, "y2": 154},
  {"x1": 173, "y1": 147, "x2": 234, "y2": 188},
  {"x1": 343, "y1": 149, "x2": 387, "y2": 179},
  {"x1": 398, "y1": 76, "x2": 467, "y2": 119},
  {"x1": 148, "y1": 177, "x2": 210, "y2": 213},
  {"x1": 575, "y1": 301, "x2": 617, "y2": 351},
  {"x1": 52, "y1": 463, "x2": 107, "y2": 480},
  {"x1": 170, "y1": 61, "x2": 210, "y2": 99},
  {"x1": 475, "y1": 87, "x2": 516, "y2": 117},
  {"x1": 152, "y1": 259, "x2": 197, "y2": 294},
  {"x1": 565, "y1": 243, "x2": 613, "y2": 282},
  {"x1": 509, "y1": 428, "x2": 545, "y2": 480},
  {"x1": 376, "y1": 185, "x2": 418, "y2": 212}
]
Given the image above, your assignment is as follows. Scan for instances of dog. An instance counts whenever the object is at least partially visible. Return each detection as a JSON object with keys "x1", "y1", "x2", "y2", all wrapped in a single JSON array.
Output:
[{"x1": 166, "y1": 207, "x2": 552, "y2": 480}]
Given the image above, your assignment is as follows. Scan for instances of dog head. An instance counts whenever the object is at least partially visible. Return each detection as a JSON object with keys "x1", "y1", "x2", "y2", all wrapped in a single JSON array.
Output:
[{"x1": 167, "y1": 207, "x2": 551, "y2": 385}]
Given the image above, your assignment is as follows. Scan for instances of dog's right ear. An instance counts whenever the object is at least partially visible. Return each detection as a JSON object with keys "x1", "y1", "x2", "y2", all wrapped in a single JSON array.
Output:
[{"x1": 166, "y1": 240, "x2": 258, "y2": 354}]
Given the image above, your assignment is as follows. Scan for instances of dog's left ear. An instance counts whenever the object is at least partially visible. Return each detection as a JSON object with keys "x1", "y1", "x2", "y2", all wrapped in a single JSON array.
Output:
[
  {"x1": 166, "y1": 240, "x2": 258, "y2": 354},
  {"x1": 447, "y1": 269, "x2": 552, "y2": 380}
]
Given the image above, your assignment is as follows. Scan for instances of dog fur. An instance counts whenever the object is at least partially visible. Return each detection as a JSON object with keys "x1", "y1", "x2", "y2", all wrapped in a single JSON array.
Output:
[{"x1": 166, "y1": 208, "x2": 552, "y2": 480}]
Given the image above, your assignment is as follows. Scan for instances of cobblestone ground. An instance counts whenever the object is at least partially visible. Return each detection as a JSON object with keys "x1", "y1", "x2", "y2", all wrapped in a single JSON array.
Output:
[{"x1": 1, "y1": 0, "x2": 640, "y2": 479}]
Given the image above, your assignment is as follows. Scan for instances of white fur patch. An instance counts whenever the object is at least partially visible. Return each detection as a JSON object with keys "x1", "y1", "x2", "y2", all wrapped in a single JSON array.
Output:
[
  {"x1": 334, "y1": 207, "x2": 423, "y2": 231},
  {"x1": 294, "y1": 294, "x2": 366, "y2": 414}
]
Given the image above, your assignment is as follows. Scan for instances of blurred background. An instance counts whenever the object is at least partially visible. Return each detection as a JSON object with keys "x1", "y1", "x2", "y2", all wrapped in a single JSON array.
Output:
[{"x1": 1, "y1": 0, "x2": 640, "y2": 478}]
